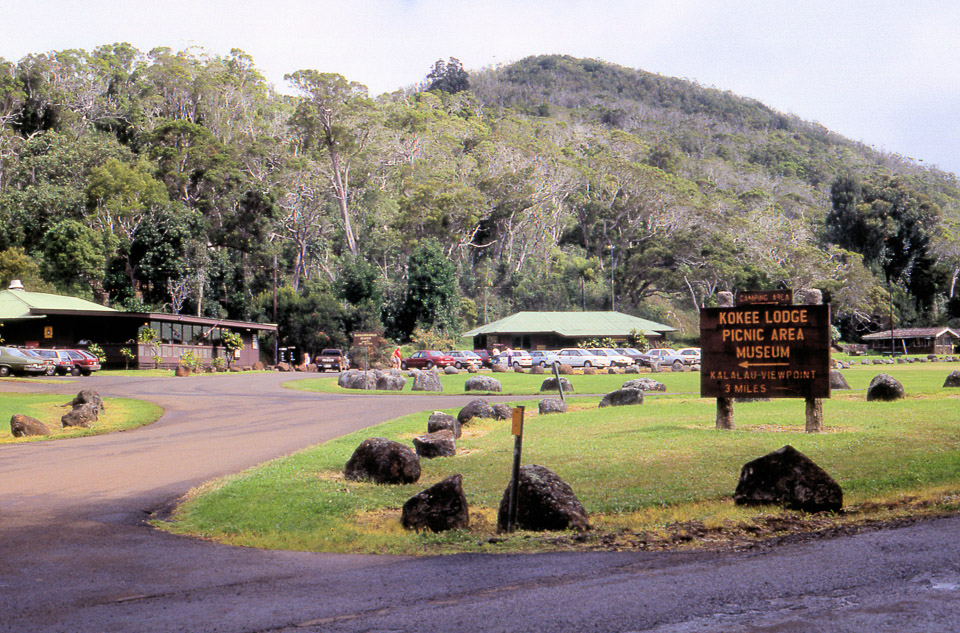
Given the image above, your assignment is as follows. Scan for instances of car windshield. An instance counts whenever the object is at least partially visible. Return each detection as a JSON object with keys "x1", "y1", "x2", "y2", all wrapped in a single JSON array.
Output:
[{"x1": 3, "y1": 347, "x2": 31, "y2": 358}]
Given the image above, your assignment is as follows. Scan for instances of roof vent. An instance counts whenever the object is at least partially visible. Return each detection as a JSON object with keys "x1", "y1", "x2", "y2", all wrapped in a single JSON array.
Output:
[{"x1": 8, "y1": 279, "x2": 24, "y2": 291}]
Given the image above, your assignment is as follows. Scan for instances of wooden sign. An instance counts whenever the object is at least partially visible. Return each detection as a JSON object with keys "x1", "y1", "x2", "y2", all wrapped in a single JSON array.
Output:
[
  {"x1": 352, "y1": 332, "x2": 377, "y2": 347},
  {"x1": 700, "y1": 304, "x2": 831, "y2": 399},
  {"x1": 736, "y1": 289, "x2": 793, "y2": 306},
  {"x1": 511, "y1": 406, "x2": 525, "y2": 436}
]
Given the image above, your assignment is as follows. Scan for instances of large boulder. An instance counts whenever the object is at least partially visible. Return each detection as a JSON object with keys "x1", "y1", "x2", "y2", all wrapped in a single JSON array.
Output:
[
  {"x1": 412, "y1": 370, "x2": 443, "y2": 392},
  {"x1": 457, "y1": 399, "x2": 496, "y2": 425},
  {"x1": 538, "y1": 398, "x2": 567, "y2": 415},
  {"x1": 734, "y1": 445, "x2": 843, "y2": 513},
  {"x1": 829, "y1": 370, "x2": 850, "y2": 390},
  {"x1": 530, "y1": 365, "x2": 545, "y2": 375},
  {"x1": 338, "y1": 370, "x2": 377, "y2": 390},
  {"x1": 496, "y1": 464, "x2": 589, "y2": 532},
  {"x1": 252, "y1": 361, "x2": 265, "y2": 371},
  {"x1": 464, "y1": 375, "x2": 502, "y2": 392},
  {"x1": 599, "y1": 388, "x2": 644, "y2": 408},
  {"x1": 61, "y1": 402, "x2": 99, "y2": 428},
  {"x1": 622, "y1": 378, "x2": 666, "y2": 392},
  {"x1": 557, "y1": 364, "x2": 574, "y2": 375},
  {"x1": 10, "y1": 414, "x2": 49, "y2": 437},
  {"x1": 375, "y1": 373, "x2": 406, "y2": 391},
  {"x1": 402, "y1": 474, "x2": 469, "y2": 532},
  {"x1": 427, "y1": 411, "x2": 461, "y2": 438},
  {"x1": 344, "y1": 437, "x2": 420, "y2": 484},
  {"x1": 412, "y1": 430, "x2": 457, "y2": 459},
  {"x1": 66, "y1": 389, "x2": 105, "y2": 412},
  {"x1": 866, "y1": 373, "x2": 905, "y2": 402},
  {"x1": 276, "y1": 362, "x2": 294, "y2": 372},
  {"x1": 539, "y1": 377, "x2": 574, "y2": 393},
  {"x1": 943, "y1": 371, "x2": 960, "y2": 388}
]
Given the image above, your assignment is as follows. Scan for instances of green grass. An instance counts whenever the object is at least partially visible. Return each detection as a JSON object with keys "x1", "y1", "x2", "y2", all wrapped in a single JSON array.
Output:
[
  {"x1": 0, "y1": 393, "x2": 163, "y2": 444},
  {"x1": 161, "y1": 363, "x2": 960, "y2": 554}
]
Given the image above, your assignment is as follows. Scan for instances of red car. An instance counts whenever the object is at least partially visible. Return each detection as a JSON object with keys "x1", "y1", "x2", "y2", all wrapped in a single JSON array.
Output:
[
  {"x1": 65, "y1": 349, "x2": 101, "y2": 376},
  {"x1": 400, "y1": 350, "x2": 455, "y2": 370}
]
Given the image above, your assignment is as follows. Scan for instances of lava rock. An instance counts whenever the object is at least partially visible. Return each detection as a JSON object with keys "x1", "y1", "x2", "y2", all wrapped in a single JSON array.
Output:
[
  {"x1": 402, "y1": 474, "x2": 469, "y2": 532},
  {"x1": 61, "y1": 402, "x2": 99, "y2": 428},
  {"x1": 444, "y1": 366, "x2": 460, "y2": 375},
  {"x1": 538, "y1": 398, "x2": 567, "y2": 415},
  {"x1": 622, "y1": 377, "x2": 666, "y2": 392},
  {"x1": 539, "y1": 377, "x2": 574, "y2": 393},
  {"x1": 338, "y1": 370, "x2": 377, "y2": 390},
  {"x1": 10, "y1": 414, "x2": 49, "y2": 437},
  {"x1": 599, "y1": 388, "x2": 644, "y2": 408},
  {"x1": 943, "y1": 371, "x2": 960, "y2": 388},
  {"x1": 457, "y1": 399, "x2": 496, "y2": 425},
  {"x1": 412, "y1": 370, "x2": 443, "y2": 392},
  {"x1": 464, "y1": 375, "x2": 502, "y2": 392},
  {"x1": 375, "y1": 372, "x2": 406, "y2": 391},
  {"x1": 66, "y1": 389, "x2": 105, "y2": 412},
  {"x1": 427, "y1": 411, "x2": 461, "y2": 438},
  {"x1": 734, "y1": 445, "x2": 843, "y2": 513},
  {"x1": 491, "y1": 403, "x2": 513, "y2": 420},
  {"x1": 866, "y1": 373, "x2": 905, "y2": 401},
  {"x1": 412, "y1": 430, "x2": 456, "y2": 459},
  {"x1": 830, "y1": 370, "x2": 850, "y2": 390},
  {"x1": 344, "y1": 437, "x2": 421, "y2": 484},
  {"x1": 496, "y1": 464, "x2": 589, "y2": 532}
]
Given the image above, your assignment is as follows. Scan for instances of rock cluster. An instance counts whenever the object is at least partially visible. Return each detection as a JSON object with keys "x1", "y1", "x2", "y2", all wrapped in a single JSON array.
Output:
[{"x1": 60, "y1": 390, "x2": 104, "y2": 428}]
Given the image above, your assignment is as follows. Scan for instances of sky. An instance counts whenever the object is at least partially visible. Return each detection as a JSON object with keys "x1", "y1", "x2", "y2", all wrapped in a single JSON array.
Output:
[{"x1": 3, "y1": 0, "x2": 960, "y2": 174}]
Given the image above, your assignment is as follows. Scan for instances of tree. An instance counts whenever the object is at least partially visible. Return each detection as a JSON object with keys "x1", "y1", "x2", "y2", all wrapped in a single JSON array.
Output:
[
  {"x1": 427, "y1": 58, "x2": 470, "y2": 94},
  {"x1": 400, "y1": 238, "x2": 460, "y2": 336}
]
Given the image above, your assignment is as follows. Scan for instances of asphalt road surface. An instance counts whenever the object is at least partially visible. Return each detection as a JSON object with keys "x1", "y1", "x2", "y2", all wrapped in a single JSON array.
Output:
[{"x1": 1, "y1": 374, "x2": 958, "y2": 633}]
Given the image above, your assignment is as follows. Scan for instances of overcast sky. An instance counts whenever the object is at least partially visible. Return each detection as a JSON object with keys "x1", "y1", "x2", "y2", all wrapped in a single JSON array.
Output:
[{"x1": 3, "y1": 0, "x2": 960, "y2": 174}]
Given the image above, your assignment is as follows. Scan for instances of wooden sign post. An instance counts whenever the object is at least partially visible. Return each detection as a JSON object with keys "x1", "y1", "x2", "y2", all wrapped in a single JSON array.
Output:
[
  {"x1": 701, "y1": 289, "x2": 831, "y2": 431},
  {"x1": 352, "y1": 332, "x2": 378, "y2": 387},
  {"x1": 505, "y1": 406, "x2": 525, "y2": 533}
]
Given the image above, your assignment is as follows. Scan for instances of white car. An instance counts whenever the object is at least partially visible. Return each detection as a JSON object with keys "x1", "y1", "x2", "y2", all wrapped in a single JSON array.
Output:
[
  {"x1": 528, "y1": 350, "x2": 561, "y2": 368},
  {"x1": 589, "y1": 348, "x2": 634, "y2": 367},
  {"x1": 556, "y1": 348, "x2": 612, "y2": 368},
  {"x1": 676, "y1": 347, "x2": 701, "y2": 365},
  {"x1": 638, "y1": 348, "x2": 679, "y2": 367},
  {"x1": 495, "y1": 350, "x2": 533, "y2": 369}
]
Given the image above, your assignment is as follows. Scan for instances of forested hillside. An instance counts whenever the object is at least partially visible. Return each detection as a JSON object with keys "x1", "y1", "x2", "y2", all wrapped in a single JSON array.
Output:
[{"x1": 1, "y1": 47, "x2": 958, "y2": 351}]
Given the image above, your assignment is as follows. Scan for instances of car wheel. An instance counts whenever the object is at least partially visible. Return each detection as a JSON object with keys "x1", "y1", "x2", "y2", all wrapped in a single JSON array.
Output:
[
  {"x1": 513, "y1": 362, "x2": 521, "y2": 370},
  {"x1": 455, "y1": 362, "x2": 463, "y2": 369},
  {"x1": 45, "y1": 366, "x2": 56, "y2": 376},
  {"x1": 70, "y1": 367, "x2": 81, "y2": 376},
  {"x1": 584, "y1": 361, "x2": 592, "y2": 368},
  {"x1": 401, "y1": 361, "x2": 408, "y2": 370},
  {"x1": 0, "y1": 366, "x2": 9, "y2": 377},
  {"x1": 425, "y1": 361, "x2": 434, "y2": 369},
  {"x1": 539, "y1": 361, "x2": 546, "y2": 368}
]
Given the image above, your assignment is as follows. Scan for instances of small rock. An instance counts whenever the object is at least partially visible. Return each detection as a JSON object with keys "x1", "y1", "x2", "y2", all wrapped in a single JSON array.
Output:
[
  {"x1": 61, "y1": 402, "x2": 99, "y2": 428},
  {"x1": 539, "y1": 377, "x2": 574, "y2": 393},
  {"x1": 175, "y1": 365, "x2": 191, "y2": 377},
  {"x1": 444, "y1": 366, "x2": 460, "y2": 375},
  {"x1": 10, "y1": 414, "x2": 49, "y2": 437},
  {"x1": 830, "y1": 370, "x2": 850, "y2": 390},
  {"x1": 402, "y1": 474, "x2": 469, "y2": 532},
  {"x1": 624, "y1": 365, "x2": 639, "y2": 374},
  {"x1": 557, "y1": 364, "x2": 574, "y2": 375},
  {"x1": 252, "y1": 361, "x2": 265, "y2": 371},
  {"x1": 530, "y1": 365, "x2": 545, "y2": 375},
  {"x1": 491, "y1": 403, "x2": 513, "y2": 420}
]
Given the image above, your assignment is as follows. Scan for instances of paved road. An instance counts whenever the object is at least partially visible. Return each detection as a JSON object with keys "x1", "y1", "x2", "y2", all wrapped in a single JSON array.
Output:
[{"x1": 1, "y1": 375, "x2": 958, "y2": 633}]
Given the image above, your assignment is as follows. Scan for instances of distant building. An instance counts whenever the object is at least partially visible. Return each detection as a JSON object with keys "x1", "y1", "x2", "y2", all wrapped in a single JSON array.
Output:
[
  {"x1": 463, "y1": 311, "x2": 677, "y2": 351},
  {"x1": 0, "y1": 282, "x2": 276, "y2": 368},
  {"x1": 861, "y1": 327, "x2": 959, "y2": 356}
]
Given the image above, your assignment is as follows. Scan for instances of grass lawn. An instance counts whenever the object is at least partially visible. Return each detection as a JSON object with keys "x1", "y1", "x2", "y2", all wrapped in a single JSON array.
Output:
[
  {"x1": 160, "y1": 363, "x2": 960, "y2": 555},
  {"x1": 0, "y1": 393, "x2": 163, "y2": 444}
]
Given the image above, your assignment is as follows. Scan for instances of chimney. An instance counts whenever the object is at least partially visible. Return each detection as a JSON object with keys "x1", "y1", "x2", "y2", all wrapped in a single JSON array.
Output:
[{"x1": 8, "y1": 279, "x2": 25, "y2": 291}]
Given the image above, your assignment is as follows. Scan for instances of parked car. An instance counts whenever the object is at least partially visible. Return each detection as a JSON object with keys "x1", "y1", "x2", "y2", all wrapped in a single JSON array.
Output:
[
  {"x1": 638, "y1": 348, "x2": 679, "y2": 368},
  {"x1": 448, "y1": 350, "x2": 483, "y2": 369},
  {"x1": 494, "y1": 350, "x2": 533, "y2": 369},
  {"x1": 0, "y1": 346, "x2": 48, "y2": 377},
  {"x1": 29, "y1": 348, "x2": 75, "y2": 375},
  {"x1": 588, "y1": 348, "x2": 634, "y2": 367},
  {"x1": 65, "y1": 349, "x2": 101, "y2": 375},
  {"x1": 556, "y1": 348, "x2": 612, "y2": 368},
  {"x1": 315, "y1": 349, "x2": 348, "y2": 372},
  {"x1": 20, "y1": 349, "x2": 57, "y2": 375},
  {"x1": 614, "y1": 348, "x2": 645, "y2": 365},
  {"x1": 472, "y1": 349, "x2": 493, "y2": 368},
  {"x1": 528, "y1": 349, "x2": 561, "y2": 368},
  {"x1": 676, "y1": 347, "x2": 702, "y2": 365},
  {"x1": 401, "y1": 350, "x2": 455, "y2": 370}
]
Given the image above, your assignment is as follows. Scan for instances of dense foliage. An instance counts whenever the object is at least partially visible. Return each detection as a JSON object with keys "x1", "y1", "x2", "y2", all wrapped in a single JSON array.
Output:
[{"x1": 2, "y1": 48, "x2": 959, "y2": 350}]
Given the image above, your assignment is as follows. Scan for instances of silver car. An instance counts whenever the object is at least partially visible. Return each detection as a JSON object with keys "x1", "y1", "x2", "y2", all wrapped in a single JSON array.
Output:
[{"x1": 528, "y1": 350, "x2": 561, "y2": 368}]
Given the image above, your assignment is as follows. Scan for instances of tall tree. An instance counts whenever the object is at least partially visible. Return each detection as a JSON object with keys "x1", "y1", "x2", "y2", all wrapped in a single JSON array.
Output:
[{"x1": 426, "y1": 58, "x2": 470, "y2": 94}]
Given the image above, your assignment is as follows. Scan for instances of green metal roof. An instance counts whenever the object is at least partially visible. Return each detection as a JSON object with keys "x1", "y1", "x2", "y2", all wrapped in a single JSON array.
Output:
[
  {"x1": 463, "y1": 311, "x2": 676, "y2": 338},
  {"x1": 0, "y1": 289, "x2": 117, "y2": 320}
]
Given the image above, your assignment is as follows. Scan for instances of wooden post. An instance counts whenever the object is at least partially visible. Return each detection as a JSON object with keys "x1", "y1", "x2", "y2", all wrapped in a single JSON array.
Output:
[
  {"x1": 802, "y1": 289, "x2": 825, "y2": 433},
  {"x1": 716, "y1": 291, "x2": 735, "y2": 430}
]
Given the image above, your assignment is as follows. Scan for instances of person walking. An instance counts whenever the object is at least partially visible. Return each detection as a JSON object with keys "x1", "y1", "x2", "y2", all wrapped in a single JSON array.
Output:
[{"x1": 392, "y1": 346, "x2": 402, "y2": 370}]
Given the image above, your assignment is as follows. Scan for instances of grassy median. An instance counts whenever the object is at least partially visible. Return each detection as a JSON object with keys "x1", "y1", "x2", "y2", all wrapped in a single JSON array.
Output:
[
  {"x1": 160, "y1": 364, "x2": 960, "y2": 554},
  {"x1": 0, "y1": 393, "x2": 163, "y2": 444}
]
